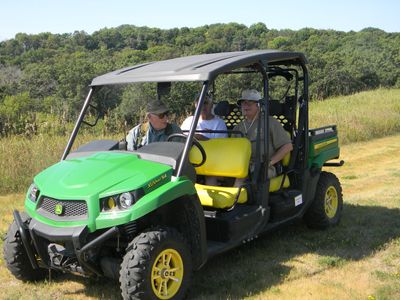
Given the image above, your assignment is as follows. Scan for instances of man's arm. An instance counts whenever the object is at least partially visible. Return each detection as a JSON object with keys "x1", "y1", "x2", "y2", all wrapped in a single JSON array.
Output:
[
  {"x1": 269, "y1": 117, "x2": 292, "y2": 164},
  {"x1": 270, "y1": 143, "x2": 293, "y2": 166}
]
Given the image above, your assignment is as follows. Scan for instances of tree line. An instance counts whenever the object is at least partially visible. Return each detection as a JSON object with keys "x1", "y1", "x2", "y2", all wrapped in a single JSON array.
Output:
[{"x1": 0, "y1": 23, "x2": 399, "y2": 136}]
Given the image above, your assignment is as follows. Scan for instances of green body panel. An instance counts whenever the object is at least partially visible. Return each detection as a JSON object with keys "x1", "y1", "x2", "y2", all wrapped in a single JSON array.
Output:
[
  {"x1": 308, "y1": 136, "x2": 340, "y2": 168},
  {"x1": 35, "y1": 152, "x2": 172, "y2": 197},
  {"x1": 24, "y1": 152, "x2": 195, "y2": 232},
  {"x1": 95, "y1": 178, "x2": 196, "y2": 229}
]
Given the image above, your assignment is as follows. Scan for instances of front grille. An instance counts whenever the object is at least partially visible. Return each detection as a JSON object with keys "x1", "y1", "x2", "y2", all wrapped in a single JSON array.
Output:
[{"x1": 37, "y1": 196, "x2": 88, "y2": 221}]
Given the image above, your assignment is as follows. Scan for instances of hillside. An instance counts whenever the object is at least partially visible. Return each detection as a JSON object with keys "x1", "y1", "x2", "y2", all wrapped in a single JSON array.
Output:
[
  {"x1": 1, "y1": 134, "x2": 399, "y2": 299},
  {"x1": 1, "y1": 24, "x2": 399, "y2": 136}
]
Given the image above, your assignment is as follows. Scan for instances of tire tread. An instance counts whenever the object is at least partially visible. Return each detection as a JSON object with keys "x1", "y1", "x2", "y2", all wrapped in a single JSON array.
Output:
[
  {"x1": 120, "y1": 227, "x2": 191, "y2": 300},
  {"x1": 3, "y1": 217, "x2": 47, "y2": 282}
]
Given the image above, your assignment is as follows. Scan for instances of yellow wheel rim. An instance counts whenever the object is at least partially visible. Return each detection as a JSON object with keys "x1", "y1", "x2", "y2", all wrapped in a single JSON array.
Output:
[
  {"x1": 151, "y1": 248, "x2": 184, "y2": 299},
  {"x1": 324, "y1": 186, "x2": 339, "y2": 219}
]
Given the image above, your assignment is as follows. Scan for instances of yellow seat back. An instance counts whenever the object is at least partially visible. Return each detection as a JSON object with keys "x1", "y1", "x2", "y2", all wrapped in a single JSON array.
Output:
[
  {"x1": 189, "y1": 138, "x2": 251, "y2": 178},
  {"x1": 282, "y1": 151, "x2": 290, "y2": 166},
  {"x1": 270, "y1": 175, "x2": 290, "y2": 191},
  {"x1": 269, "y1": 151, "x2": 291, "y2": 192}
]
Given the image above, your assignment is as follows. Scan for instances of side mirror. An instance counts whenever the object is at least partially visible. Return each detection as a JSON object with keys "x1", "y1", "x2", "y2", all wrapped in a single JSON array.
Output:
[{"x1": 82, "y1": 104, "x2": 101, "y2": 127}]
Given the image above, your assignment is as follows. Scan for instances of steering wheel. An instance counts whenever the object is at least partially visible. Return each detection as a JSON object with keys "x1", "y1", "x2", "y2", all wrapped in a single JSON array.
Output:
[{"x1": 167, "y1": 133, "x2": 207, "y2": 167}]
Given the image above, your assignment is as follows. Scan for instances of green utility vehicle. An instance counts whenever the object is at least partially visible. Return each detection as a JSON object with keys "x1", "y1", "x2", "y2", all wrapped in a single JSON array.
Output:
[{"x1": 3, "y1": 50, "x2": 343, "y2": 299}]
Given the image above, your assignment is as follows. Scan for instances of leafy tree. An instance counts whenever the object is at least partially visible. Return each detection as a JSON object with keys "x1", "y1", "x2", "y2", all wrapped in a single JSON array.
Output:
[
  {"x1": 0, "y1": 65, "x2": 22, "y2": 99},
  {"x1": 0, "y1": 92, "x2": 36, "y2": 135},
  {"x1": 0, "y1": 23, "x2": 399, "y2": 136}
]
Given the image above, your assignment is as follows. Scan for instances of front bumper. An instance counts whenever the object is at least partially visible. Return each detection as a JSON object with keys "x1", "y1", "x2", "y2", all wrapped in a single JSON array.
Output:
[{"x1": 14, "y1": 209, "x2": 119, "y2": 275}]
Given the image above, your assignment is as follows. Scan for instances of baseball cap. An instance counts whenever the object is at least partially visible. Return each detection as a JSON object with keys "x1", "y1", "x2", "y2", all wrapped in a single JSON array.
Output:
[
  {"x1": 237, "y1": 89, "x2": 262, "y2": 106},
  {"x1": 146, "y1": 100, "x2": 169, "y2": 114}
]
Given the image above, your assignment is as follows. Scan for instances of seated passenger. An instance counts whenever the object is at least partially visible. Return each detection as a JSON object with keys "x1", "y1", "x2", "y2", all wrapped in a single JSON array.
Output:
[
  {"x1": 126, "y1": 100, "x2": 182, "y2": 150},
  {"x1": 181, "y1": 94, "x2": 228, "y2": 140},
  {"x1": 182, "y1": 95, "x2": 228, "y2": 186},
  {"x1": 233, "y1": 89, "x2": 293, "y2": 185}
]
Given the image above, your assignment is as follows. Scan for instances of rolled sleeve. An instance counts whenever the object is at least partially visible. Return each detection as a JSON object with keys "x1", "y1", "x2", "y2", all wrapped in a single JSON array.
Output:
[{"x1": 270, "y1": 117, "x2": 291, "y2": 150}]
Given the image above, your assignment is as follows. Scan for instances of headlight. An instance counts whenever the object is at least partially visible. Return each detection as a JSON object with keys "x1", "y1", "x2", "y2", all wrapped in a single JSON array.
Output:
[
  {"x1": 28, "y1": 183, "x2": 39, "y2": 202},
  {"x1": 101, "y1": 189, "x2": 144, "y2": 212},
  {"x1": 119, "y1": 192, "x2": 134, "y2": 209}
]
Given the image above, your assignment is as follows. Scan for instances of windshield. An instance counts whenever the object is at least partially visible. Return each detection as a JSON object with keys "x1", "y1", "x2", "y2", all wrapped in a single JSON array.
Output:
[{"x1": 63, "y1": 61, "x2": 305, "y2": 164}]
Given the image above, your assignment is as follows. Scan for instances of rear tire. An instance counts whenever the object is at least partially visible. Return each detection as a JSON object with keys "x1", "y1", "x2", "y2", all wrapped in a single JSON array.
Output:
[
  {"x1": 3, "y1": 213, "x2": 47, "y2": 281},
  {"x1": 304, "y1": 171, "x2": 343, "y2": 229},
  {"x1": 120, "y1": 227, "x2": 192, "y2": 300}
]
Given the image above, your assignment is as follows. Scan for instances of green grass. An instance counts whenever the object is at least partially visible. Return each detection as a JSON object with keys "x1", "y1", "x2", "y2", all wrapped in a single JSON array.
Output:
[{"x1": 317, "y1": 256, "x2": 346, "y2": 268}]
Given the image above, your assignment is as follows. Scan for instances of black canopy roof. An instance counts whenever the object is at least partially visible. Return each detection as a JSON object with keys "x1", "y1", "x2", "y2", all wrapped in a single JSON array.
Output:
[{"x1": 90, "y1": 50, "x2": 307, "y2": 86}]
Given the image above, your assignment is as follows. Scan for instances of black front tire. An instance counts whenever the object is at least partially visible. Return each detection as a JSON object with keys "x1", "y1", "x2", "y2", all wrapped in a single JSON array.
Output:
[
  {"x1": 304, "y1": 171, "x2": 343, "y2": 229},
  {"x1": 3, "y1": 214, "x2": 47, "y2": 282},
  {"x1": 120, "y1": 227, "x2": 192, "y2": 300}
]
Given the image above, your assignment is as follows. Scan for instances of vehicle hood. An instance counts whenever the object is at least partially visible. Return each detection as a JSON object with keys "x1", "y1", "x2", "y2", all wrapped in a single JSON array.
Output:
[{"x1": 34, "y1": 152, "x2": 172, "y2": 199}]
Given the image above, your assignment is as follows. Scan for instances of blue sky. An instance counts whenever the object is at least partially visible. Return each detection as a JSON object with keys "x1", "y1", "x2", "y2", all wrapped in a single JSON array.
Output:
[{"x1": 1, "y1": 0, "x2": 399, "y2": 41}]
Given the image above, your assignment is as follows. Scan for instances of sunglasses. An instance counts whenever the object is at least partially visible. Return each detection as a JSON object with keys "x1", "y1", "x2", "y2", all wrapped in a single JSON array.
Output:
[{"x1": 153, "y1": 112, "x2": 168, "y2": 119}]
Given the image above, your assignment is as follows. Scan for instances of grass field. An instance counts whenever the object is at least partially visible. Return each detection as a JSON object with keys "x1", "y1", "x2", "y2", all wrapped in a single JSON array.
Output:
[{"x1": 1, "y1": 134, "x2": 399, "y2": 300}]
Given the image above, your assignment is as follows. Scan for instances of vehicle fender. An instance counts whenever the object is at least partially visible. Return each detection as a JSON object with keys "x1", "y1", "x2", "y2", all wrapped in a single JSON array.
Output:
[
  {"x1": 301, "y1": 168, "x2": 321, "y2": 211},
  {"x1": 95, "y1": 178, "x2": 196, "y2": 229},
  {"x1": 171, "y1": 194, "x2": 208, "y2": 270},
  {"x1": 136, "y1": 182, "x2": 207, "y2": 269},
  {"x1": 310, "y1": 147, "x2": 340, "y2": 168}
]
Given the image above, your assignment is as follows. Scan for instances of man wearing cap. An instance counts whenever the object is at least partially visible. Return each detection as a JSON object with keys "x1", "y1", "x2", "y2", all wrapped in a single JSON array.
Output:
[
  {"x1": 234, "y1": 89, "x2": 293, "y2": 179},
  {"x1": 181, "y1": 94, "x2": 228, "y2": 140},
  {"x1": 126, "y1": 100, "x2": 182, "y2": 150}
]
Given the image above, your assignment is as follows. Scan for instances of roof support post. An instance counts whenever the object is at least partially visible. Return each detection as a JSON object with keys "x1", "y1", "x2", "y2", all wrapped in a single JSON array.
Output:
[
  {"x1": 300, "y1": 64, "x2": 309, "y2": 170},
  {"x1": 61, "y1": 87, "x2": 95, "y2": 161},
  {"x1": 253, "y1": 62, "x2": 269, "y2": 184},
  {"x1": 176, "y1": 82, "x2": 209, "y2": 177}
]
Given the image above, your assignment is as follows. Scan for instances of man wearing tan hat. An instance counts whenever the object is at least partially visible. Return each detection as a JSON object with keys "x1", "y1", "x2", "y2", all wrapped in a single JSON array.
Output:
[
  {"x1": 126, "y1": 100, "x2": 182, "y2": 150},
  {"x1": 234, "y1": 89, "x2": 293, "y2": 179}
]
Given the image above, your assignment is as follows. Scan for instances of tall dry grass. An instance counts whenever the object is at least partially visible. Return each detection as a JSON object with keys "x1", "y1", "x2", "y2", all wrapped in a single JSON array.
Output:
[
  {"x1": 310, "y1": 88, "x2": 400, "y2": 145},
  {"x1": 0, "y1": 88, "x2": 399, "y2": 194},
  {"x1": 0, "y1": 134, "x2": 119, "y2": 194}
]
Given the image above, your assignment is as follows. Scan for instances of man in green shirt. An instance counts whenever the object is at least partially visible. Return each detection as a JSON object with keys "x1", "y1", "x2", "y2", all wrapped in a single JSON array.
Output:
[
  {"x1": 234, "y1": 89, "x2": 293, "y2": 178},
  {"x1": 126, "y1": 100, "x2": 182, "y2": 150}
]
